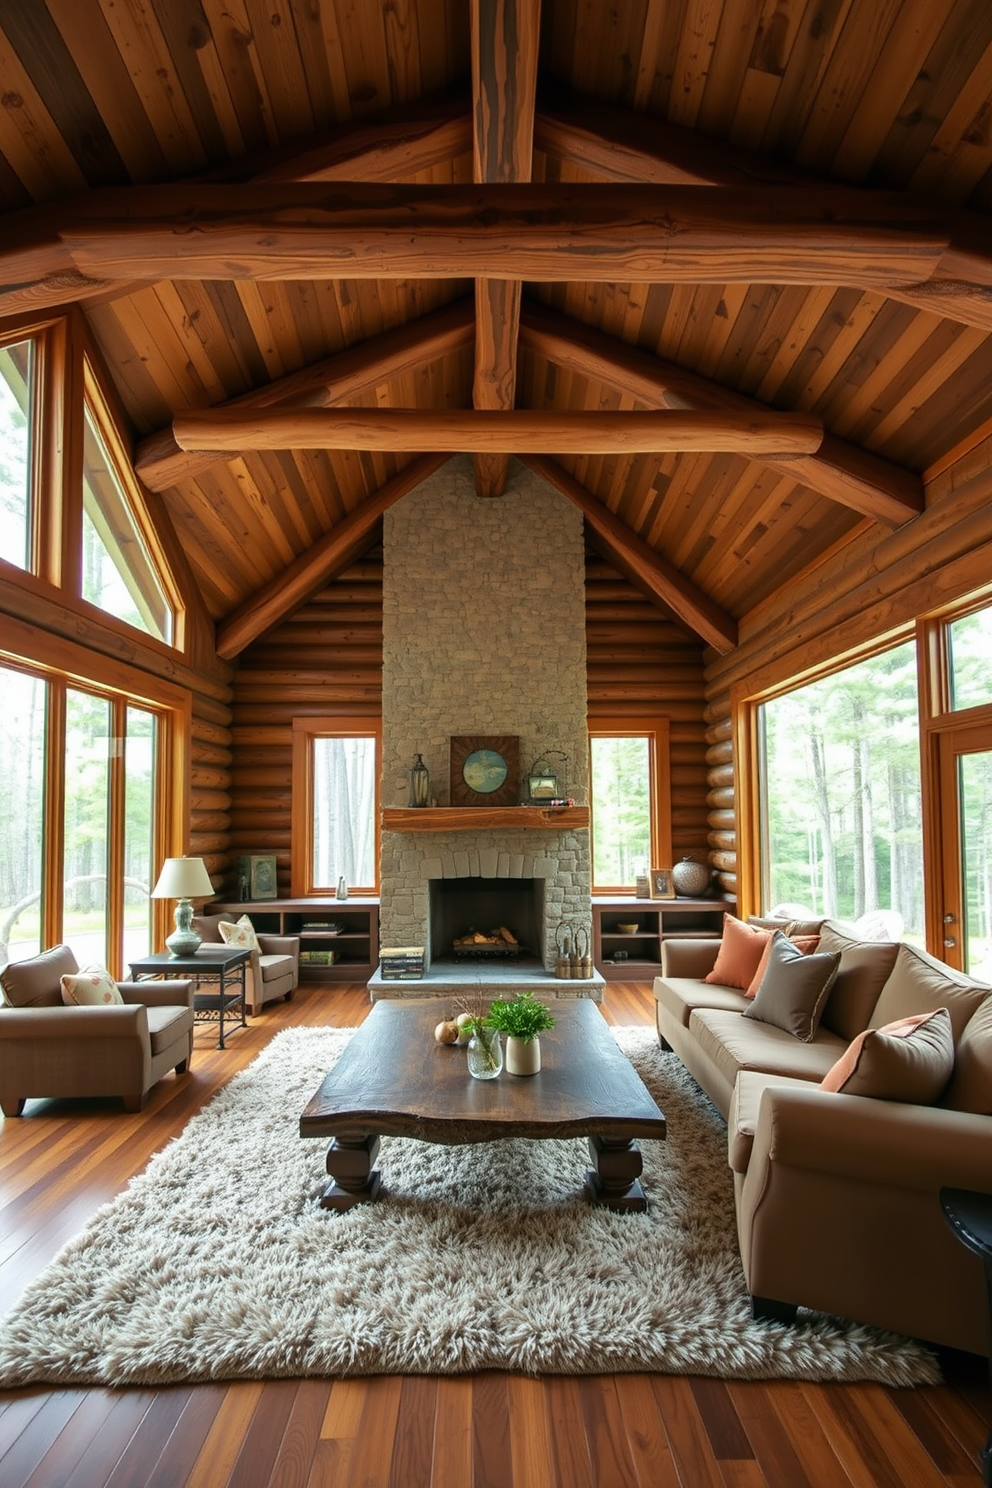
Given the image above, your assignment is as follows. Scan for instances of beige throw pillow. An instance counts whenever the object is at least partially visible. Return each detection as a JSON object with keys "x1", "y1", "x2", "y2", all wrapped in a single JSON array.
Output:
[
  {"x1": 218, "y1": 914, "x2": 259, "y2": 952},
  {"x1": 821, "y1": 1008, "x2": 954, "y2": 1103},
  {"x1": 742, "y1": 931, "x2": 840, "y2": 1042},
  {"x1": 60, "y1": 967, "x2": 124, "y2": 1006}
]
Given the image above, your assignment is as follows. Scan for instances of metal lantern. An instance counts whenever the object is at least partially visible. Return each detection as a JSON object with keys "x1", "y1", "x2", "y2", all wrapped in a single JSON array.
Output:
[{"x1": 408, "y1": 752, "x2": 430, "y2": 807}]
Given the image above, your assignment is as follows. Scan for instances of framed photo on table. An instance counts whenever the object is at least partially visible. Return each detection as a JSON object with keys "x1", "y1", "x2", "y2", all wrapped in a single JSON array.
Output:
[
  {"x1": 651, "y1": 867, "x2": 676, "y2": 899},
  {"x1": 238, "y1": 853, "x2": 279, "y2": 900}
]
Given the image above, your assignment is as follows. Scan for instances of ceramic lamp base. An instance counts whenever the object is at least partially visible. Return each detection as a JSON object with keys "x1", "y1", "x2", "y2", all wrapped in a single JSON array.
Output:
[{"x1": 166, "y1": 898, "x2": 202, "y2": 957}]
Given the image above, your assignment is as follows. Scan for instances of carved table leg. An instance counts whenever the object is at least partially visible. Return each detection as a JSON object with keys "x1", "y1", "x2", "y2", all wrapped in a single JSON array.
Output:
[
  {"x1": 584, "y1": 1135, "x2": 647, "y2": 1212},
  {"x1": 320, "y1": 1134, "x2": 381, "y2": 1211}
]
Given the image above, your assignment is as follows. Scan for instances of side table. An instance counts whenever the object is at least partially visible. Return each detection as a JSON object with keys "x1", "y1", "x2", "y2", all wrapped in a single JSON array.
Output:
[
  {"x1": 129, "y1": 946, "x2": 249, "y2": 1050},
  {"x1": 940, "y1": 1187, "x2": 992, "y2": 1488}
]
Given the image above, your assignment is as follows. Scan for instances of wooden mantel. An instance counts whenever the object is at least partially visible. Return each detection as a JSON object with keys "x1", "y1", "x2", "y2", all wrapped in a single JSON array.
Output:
[{"x1": 382, "y1": 806, "x2": 590, "y2": 833}]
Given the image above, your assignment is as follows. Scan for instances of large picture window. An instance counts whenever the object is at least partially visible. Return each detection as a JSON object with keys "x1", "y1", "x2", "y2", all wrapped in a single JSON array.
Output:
[
  {"x1": 0, "y1": 653, "x2": 171, "y2": 975},
  {"x1": 589, "y1": 719, "x2": 671, "y2": 894},
  {"x1": 0, "y1": 336, "x2": 34, "y2": 573},
  {"x1": 292, "y1": 719, "x2": 380, "y2": 895},
  {"x1": 758, "y1": 641, "x2": 924, "y2": 940}
]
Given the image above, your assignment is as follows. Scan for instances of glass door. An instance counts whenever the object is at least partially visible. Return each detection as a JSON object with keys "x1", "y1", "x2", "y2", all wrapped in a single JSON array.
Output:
[{"x1": 936, "y1": 723, "x2": 992, "y2": 978}]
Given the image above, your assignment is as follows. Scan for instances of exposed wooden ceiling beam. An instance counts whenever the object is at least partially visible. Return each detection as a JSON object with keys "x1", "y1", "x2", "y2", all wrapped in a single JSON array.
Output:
[
  {"x1": 214, "y1": 455, "x2": 448, "y2": 660},
  {"x1": 3, "y1": 183, "x2": 971, "y2": 324},
  {"x1": 535, "y1": 88, "x2": 992, "y2": 336},
  {"x1": 218, "y1": 94, "x2": 472, "y2": 185},
  {"x1": 135, "y1": 298, "x2": 475, "y2": 493},
  {"x1": 172, "y1": 407, "x2": 824, "y2": 456},
  {"x1": 519, "y1": 301, "x2": 922, "y2": 527},
  {"x1": 470, "y1": 0, "x2": 541, "y2": 498},
  {"x1": 524, "y1": 456, "x2": 738, "y2": 654}
]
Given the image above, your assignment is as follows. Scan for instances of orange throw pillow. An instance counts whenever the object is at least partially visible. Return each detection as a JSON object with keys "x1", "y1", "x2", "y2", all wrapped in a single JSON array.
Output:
[
  {"x1": 704, "y1": 915, "x2": 770, "y2": 990},
  {"x1": 745, "y1": 933, "x2": 821, "y2": 998}
]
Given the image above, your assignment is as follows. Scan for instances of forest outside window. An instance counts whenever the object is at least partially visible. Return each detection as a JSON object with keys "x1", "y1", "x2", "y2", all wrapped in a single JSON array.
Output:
[
  {"x1": 0, "y1": 335, "x2": 36, "y2": 573},
  {"x1": 757, "y1": 640, "x2": 924, "y2": 942},
  {"x1": 0, "y1": 657, "x2": 168, "y2": 976},
  {"x1": 82, "y1": 374, "x2": 175, "y2": 645},
  {"x1": 292, "y1": 720, "x2": 380, "y2": 896},
  {"x1": 588, "y1": 720, "x2": 671, "y2": 894}
]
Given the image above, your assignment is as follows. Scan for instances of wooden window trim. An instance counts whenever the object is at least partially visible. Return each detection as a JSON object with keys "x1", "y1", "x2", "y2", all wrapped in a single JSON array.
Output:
[
  {"x1": 1, "y1": 630, "x2": 189, "y2": 975},
  {"x1": 588, "y1": 717, "x2": 672, "y2": 896},
  {"x1": 291, "y1": 717, "x2": 382, "y2": 898}
]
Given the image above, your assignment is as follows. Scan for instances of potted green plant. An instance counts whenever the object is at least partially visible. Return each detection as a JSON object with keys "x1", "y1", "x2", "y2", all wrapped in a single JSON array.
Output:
[{"x1": 487, "y1": 993, "x2": 555, "y2": 1076}]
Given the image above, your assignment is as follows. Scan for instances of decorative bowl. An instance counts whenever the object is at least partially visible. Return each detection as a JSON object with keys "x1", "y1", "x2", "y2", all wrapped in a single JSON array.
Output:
[{"x1": 617, "y1": 922, "x2": 639, "y2": 934}]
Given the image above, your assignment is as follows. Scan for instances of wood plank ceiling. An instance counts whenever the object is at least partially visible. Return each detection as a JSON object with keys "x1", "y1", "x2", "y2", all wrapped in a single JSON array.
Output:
[{"x1": 2, "y1": 0, "x2": 992, "y2": 648}]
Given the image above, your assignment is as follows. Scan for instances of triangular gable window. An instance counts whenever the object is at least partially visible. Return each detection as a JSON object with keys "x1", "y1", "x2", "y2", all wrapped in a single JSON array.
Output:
[{"x1": 81, "y1": 393, "x2": 176, "y2": 646}]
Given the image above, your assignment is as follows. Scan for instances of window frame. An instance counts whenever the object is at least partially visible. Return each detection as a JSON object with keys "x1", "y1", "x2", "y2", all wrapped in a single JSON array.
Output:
[
  {"x1": 587, "y1": 716, "x2": 672, "y2": 895},
  {"x1": 291, "y1": 717, "x2": 382, "y2": 897},
  {"x1": 0, "y1": 632, "x2": 188, "y2": 978}
]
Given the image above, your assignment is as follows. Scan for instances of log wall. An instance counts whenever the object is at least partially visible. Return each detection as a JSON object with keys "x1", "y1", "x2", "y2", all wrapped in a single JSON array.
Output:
[
  {"x1": 228, "y1": 555, "x2": 385, "y2": 898},
  {"x1": 703, "y1": 430, "x2": 992, "y2": 912},
  {"x1": 227, "y1": 548, "x2": 712, "y2": 895},
  {"x1": 585, "y1": 554, "x2": 709, "y2": 863}
]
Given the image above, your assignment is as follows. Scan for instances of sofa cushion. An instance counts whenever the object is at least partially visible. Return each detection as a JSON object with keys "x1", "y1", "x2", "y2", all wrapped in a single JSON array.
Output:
[
  {"x1": 60, "y1": 967, "x2": 124, "y2": 1007},
  {"x1": 146, "y1": 1004, "x2": 193, "y2": 1056},
  {"x1": 689, "y1": 1007, "x2": 846, "y2": 1090},
  {"x1": 219, "y1": 914, "x2": 260, "y2": 952},
  {"x1": 742, "y1": 932, "x2": 840, "y2": 1041},
  {"x1": 869, "y1": 943, "x2": 989, "y2": 1041},
  {"x1": 942, "y1": 996, "x2": 992, "y2": 1114},
  {"x1": 704, "y1": 916, "x2": 769, "y2": 990},
  {"x1": 728, "y1": 1070, "x2": 818, "y2": 1174},
  {"x1": 821, "y1": 1008, "x2": 954, "y2": 1102},
  {"x1": 745, "y1": 933, "x2": 821, "y2": 997},
  {"x1": 259, "y1": 952, "x2": 294, "y2": 985},
  {"x1": 816, "y1": 924, "x2": 900, "y2": 1042},
  {"x1": 653, "y1": 975, "x2": 750, "y2": 1030},
  {"x1": 1, "y1": 944, "x2": 78, "y2": 1008}
]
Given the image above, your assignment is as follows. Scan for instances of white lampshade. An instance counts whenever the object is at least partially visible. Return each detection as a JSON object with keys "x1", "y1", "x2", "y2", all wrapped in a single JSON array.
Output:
[{"x1": 151, "y1": 856, "x2": 214, "y2": 899}]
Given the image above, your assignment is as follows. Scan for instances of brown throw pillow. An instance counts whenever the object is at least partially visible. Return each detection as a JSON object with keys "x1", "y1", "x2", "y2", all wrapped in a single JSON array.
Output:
[
  {"x1": 704, "y1": 915, "x2": 770, "y2": 990},
  {"x1": 821, "y1": 1008, "x2": 954, "y2": 1103},
  {"x1": 745, "y1": 933, "x2": 821, "y2": 998},
  {"x1": 742, "y1": 931, "x2": 840, "y2": 1042}
]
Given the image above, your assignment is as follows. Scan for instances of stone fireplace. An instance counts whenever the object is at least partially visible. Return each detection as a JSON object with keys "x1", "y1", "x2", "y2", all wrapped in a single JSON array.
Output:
[{"x1": 372, "y1": 455, "x2": 601, "y2": 998}]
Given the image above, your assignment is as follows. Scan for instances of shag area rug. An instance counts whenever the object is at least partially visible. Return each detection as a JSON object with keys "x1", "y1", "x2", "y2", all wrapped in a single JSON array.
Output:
[{"x1": 0, "y1": 1026, "x2": 938, "y2": 1388}]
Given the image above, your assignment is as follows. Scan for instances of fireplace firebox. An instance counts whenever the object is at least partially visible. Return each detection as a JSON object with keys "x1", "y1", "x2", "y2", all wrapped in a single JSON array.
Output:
[{"x1": 429, "y1": 877, "x2": 545, "y2": 968}]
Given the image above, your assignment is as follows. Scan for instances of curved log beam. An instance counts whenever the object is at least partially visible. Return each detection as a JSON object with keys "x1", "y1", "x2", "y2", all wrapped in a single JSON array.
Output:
[
  {"x1": 523, "y1": 455, "x2": 738, "y2": 654},
  {"x1": 171, "y1": 407, "x2": 824, "y2": 456},
  {"x1": 519, "y1": 301, "x2": 922, "y2": 526},
  {"x1": 1, "y1": 183, "x2": 967, "y2": 325}
]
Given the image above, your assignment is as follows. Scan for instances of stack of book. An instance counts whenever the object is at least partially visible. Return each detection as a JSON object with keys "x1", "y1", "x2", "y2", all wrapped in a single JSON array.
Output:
[
  {"x1": 379, "y1": 946, "x2": 425, "y2": 980},
  {"x1": 299, "y1": 948, "x2": 339, "y2": 966}
]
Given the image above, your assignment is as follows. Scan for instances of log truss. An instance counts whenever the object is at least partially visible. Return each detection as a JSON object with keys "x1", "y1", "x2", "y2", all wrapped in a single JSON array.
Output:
[{"x1": 3, "y1": 34, "x2": 989, "y2": 654}]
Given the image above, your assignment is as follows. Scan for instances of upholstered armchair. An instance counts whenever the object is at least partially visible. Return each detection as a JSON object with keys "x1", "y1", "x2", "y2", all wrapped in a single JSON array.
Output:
[
  {"x1": 193, "y1": 914, "x2": 299, "y2": 1015},
  {"x1": 0, "y1": 944, "x2": 194, "y2": 1116}
]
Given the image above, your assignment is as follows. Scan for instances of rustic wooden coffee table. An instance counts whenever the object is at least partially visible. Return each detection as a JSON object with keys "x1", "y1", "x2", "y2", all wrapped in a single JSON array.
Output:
[{"x1": 300, "y1": 998, "x2": 666, "y2": 1212}]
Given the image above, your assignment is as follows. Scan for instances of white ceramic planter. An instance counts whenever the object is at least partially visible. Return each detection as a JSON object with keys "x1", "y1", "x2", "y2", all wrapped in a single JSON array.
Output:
[{"x1": 506, "y1": 1035, "x2": 541, "y2": 1076}]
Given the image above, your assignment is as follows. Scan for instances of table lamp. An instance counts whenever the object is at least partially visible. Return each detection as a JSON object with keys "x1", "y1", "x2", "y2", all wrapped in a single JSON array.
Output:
[{"x1": 151, "y1": 856, "x2": 215, "y2": 956}]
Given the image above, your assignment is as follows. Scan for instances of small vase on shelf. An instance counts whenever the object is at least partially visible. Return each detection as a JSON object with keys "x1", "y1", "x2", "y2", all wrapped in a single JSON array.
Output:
[{"x1": 671, "y1": 857, "x2": 711, "y2": 898}]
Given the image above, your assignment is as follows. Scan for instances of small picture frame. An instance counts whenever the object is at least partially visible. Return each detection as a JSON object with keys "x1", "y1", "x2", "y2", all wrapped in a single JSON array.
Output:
[
  {"x1": 239, "y1": 853, "x2": 278, "y2": 900},
  {"x1": 651, "y1": 867, "x2": 675, "y2": 899},
  {"x1": 635, "y1": 873, "x2": 652, "y2": 900}
]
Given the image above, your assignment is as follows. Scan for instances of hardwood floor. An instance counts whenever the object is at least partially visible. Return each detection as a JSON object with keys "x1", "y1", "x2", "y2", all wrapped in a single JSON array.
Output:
[{"x1": 0, "y1": 982, "x2": 988, "y2": 1488}]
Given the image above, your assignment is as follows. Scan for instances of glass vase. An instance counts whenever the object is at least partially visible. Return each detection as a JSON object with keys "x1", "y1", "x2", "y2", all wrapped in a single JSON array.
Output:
[{"x1": 467, "y1": 1028, "x2": 502, "y2": 1079}]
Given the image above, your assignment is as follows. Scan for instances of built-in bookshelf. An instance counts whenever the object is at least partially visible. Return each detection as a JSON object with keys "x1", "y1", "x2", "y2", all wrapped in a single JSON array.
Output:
[
  {"x1": 592, "y1": 896, "x2": 736, "y2": 980},
  {"x1": 209, "y1": 898, "x2": 380, "y2": 983}
]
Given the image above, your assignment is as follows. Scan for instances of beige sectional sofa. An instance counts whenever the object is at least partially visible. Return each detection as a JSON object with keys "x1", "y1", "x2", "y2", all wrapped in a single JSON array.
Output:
[{"x1": 653, "y1": 920, "x2": 992, "y2": 1354}]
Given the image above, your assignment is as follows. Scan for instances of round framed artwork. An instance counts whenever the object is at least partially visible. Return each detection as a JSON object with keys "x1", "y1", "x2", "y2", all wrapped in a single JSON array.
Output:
[{"x1": 449, "y1": 735, "x2": 520, "y2": 807}]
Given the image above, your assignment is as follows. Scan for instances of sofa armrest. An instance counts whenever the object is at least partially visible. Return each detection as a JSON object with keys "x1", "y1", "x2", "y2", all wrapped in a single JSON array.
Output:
[
  {"x1": 0, "y1": 1004, "x2": 149, "y2": 1039},
  {"x1": 119, "y1": 980, "x2": 194, "y2": 1010},
  {"x1": 660, "y1": 938, "x2": 722, "y2": 979},
  {"x1": 750, "y1": 1082, "x2": 992, "y2": 1192},
  {"x1": 257, "y1": 935, "x2": 300, "y2": 960}
]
